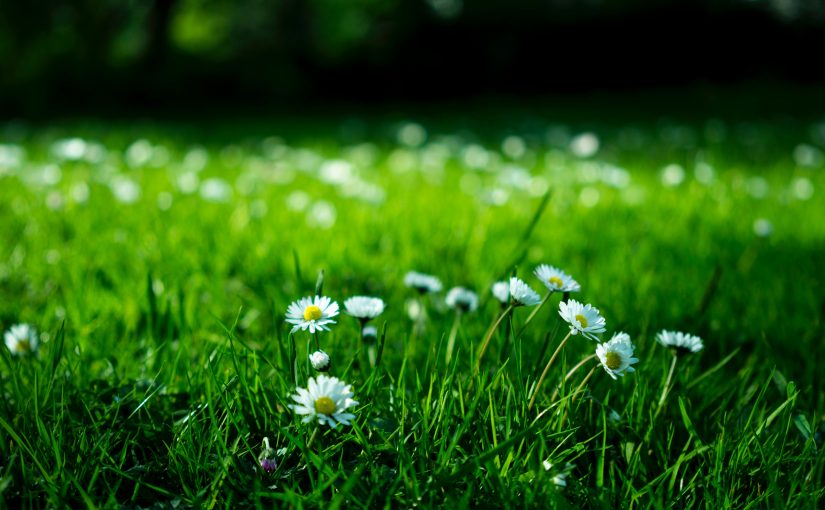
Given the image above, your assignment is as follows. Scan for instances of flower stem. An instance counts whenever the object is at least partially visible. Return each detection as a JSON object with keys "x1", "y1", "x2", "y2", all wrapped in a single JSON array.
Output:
[
  {"x1": 570, "y1": 364, "x2": 598, "y2": 403},
  {"x1": 445, "y1": 311, "x2": 462, "y2": 366},
  {"x1": 528, "y1": 331, "x2": 572, "y2": 410},
  {"x1": 518, "y1": 292, "x2": 553, "y2": 336},
  {"x1": 655, "y1": 354, "x2": 679, "y2": 417},
  {"x1": 550, "y1": 353, "x2": 597, "y2": 402},
  {"x1": 475, "y1": 304, "x2": 514, "y2": 373}
]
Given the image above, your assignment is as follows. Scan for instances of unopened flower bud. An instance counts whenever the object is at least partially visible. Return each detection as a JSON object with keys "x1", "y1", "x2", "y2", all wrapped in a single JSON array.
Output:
[
  {"x1": 259, "y1": 437, "x2": 278, "y2": 474},
  {"x1": 309, "y1": 350, "x2": 331, "y2": 372}
]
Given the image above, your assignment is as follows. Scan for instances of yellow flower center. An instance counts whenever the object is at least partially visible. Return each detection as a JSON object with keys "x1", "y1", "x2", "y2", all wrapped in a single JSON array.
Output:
[
  {"x1": 314, "y1": 396, "x2": 336, "y2": 415},
  {"x1": 303, "y1": 305, "x2": 323, "y2": 322},
  {"x1": 575, "y1": 314, "x2": 588, "y2": 328},
  {"x1": 549, "y1": 276, "x2": 564, "y2": 288},
  {"x1": 17, "y1": 339, "x2": 31, "y2": 352},
  {"x1": 605, "y1": 351, "x2": 622, "y2": 370}
]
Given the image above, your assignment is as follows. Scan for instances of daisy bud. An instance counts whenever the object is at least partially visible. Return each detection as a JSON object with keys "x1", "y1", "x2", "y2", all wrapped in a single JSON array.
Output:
[
  {"x1": 259, "y1": 437, "x2": 278, "y2": 474},
  {"x1": 362, "y1": 325, "x2": 378, "y2": 341},
  {"x1": 309, "y1": 350, "x2": 331, "y2": 372}
]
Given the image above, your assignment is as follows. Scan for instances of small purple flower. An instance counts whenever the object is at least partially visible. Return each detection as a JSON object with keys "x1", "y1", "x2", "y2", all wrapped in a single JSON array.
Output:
[
  {"x1": 259, "y1": 437, "x2": 277, "y2": 474},
  {"x1": 260, "y1": 457, "x2": 277, "y2": 474}
]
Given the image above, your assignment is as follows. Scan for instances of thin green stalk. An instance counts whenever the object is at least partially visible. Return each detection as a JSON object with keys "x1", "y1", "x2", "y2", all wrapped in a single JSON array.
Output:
[
  {"x1": 518, "y1": 292, "x2": 553, "y2": 336},
  {"x1": 475, "y1": 304, "x2": 514, "y2": 373},
  {"x1": 528, "y1": 331, "x2": 572, "y2": 410},
  {"x1": 551, "y1": 353, "x2": 597, "y2": 402},
  {"x1": 445, "y1": 311, "x2": 462, "y2": 366}
]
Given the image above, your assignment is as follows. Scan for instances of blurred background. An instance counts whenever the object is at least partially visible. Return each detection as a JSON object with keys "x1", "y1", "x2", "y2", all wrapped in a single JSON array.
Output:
[{"x1": 2, "y1": 0, "x2": 825, "y2": 117}]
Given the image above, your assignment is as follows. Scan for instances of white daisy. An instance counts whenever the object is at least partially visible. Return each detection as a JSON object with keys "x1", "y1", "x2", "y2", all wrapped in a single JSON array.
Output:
[
  {"x1": 596, "y1": 332, "x2": 639, "y2": 379},
  {"x1": 289, "y1": 375, "x2": 358, "y2": 429},
  {"x1": 285, "y1": 296, "x2": 339, "y2": 334},
  {"x1": 657, "y1": 330, "x2": 704, "y2": 354},
  {"x1": 4, "y1": 323, "x2": 38, "y2": 355},
  {"x1": 534, "y1": 264, "x2": 581, "y2": 293},
  {"x1": 558, "y1": 299, "x2": 606, "y2": 340},
  {"x1": 445, "y1": 287, "x2": 479, "y2": 313},
  {"x1": 344, "y1": 296, "x2": 385, "y2": 322},
  {"x1": 509, "y1": 277, "x2": 541, "y2": 306},
  {"x1": 309, "y1": 350, "x2": 331, "y2": 372},
  {"x1": 491, "y1": 281, "x2": 510, "y2": 304},
  {"x1": 404, "y1": 271, "x2": 443, "y2": 293}
]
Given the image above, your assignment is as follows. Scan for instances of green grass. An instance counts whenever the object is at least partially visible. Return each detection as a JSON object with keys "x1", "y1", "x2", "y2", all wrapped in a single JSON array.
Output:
[{"x1": 1, "y1": 114, "x2": 824, "y2": 508}]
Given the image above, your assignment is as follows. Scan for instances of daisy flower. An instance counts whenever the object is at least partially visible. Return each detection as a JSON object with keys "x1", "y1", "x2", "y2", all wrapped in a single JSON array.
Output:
[
  {"x1": 509, "y1": 277, "x2": 541, "y2": 306},
  {"x1": 558, "y1": 299, "x2": 606, "y2": 340},
  {"x1": 404, "y1": 271, "x2": 443, "y2": 294},
  {"x1": 344, "y1": 296, "x2": 385, "y2": 322},
  {"x1": 309, "y1": 350, "x2": 331, "y2": 372},
  {"x1": 4, "y1": 323, "x2": 38, "y2": 355},
  {"x1": 289, "y1": 375, "x2": 358, "y2": 429},
  {"x1": 534, "y1": 264, "x2": 581, "y2": 293},
  {"x1": 491, "y1": 281, "x2": 510, "y2": 304},
  {"x1": 285, "y1": 296, "x2": 339, "y2": 334},
  {"x1": 596, "y1": 332, "x2": 639, "y2": 379},
  {"x1": 445, "y1": 287, "x2": 479, "y2": 313},
  {"x1": 656, "y1": 330, "x2": 703, "y2": 354}
]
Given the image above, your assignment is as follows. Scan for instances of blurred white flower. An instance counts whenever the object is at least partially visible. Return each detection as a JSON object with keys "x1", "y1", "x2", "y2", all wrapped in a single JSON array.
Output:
[
  {"x1": 491, "y1": 281, "x2": 510, "y2": 304},
  {"x1": 404, "y1": 271, "x2": 442, "y2": 294},
  {"x1": 657, "y1": 330, "x2": 703, "y2": 354},
  {"x1": 4, "y1": 323, "x2": 38, "y2": 355},
  {"x1": 344, "y1": 296, "x2": 385, "y2": 321},
  {"x1": 445, "y1": 287, "x2": 479, "y2": 313},
  {"x1": 309, "y1": 350, "x2": 331, "y2": 372}
]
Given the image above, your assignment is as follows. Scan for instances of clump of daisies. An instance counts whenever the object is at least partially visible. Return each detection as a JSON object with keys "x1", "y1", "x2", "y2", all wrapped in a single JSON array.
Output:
[
  {"x1": 289, "y1": 375, "x2": 358, "y2": 429},
  {"x1": 286, "y1": 296, "x2": 339, "y2": 334},
  {"x1": 657, "y1": 330, "x2": 704, "y2": 354},
  {"x1": 4, "y1": 323, "x2": 38, "y2": 355},
  {"x1": 404, "y1": 271, "x2": 442, "y2": 294}
]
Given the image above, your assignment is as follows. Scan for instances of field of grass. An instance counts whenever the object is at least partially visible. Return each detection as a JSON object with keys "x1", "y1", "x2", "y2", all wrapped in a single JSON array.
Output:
[{"x1": 1, "y1": 112, "x2": 824, "y2": 508}]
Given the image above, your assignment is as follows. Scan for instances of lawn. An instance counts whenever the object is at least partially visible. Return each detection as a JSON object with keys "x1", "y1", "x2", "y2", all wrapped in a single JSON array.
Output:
[{"x1": 1, "y1": 112, "x2": 823, "y2": 508}]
